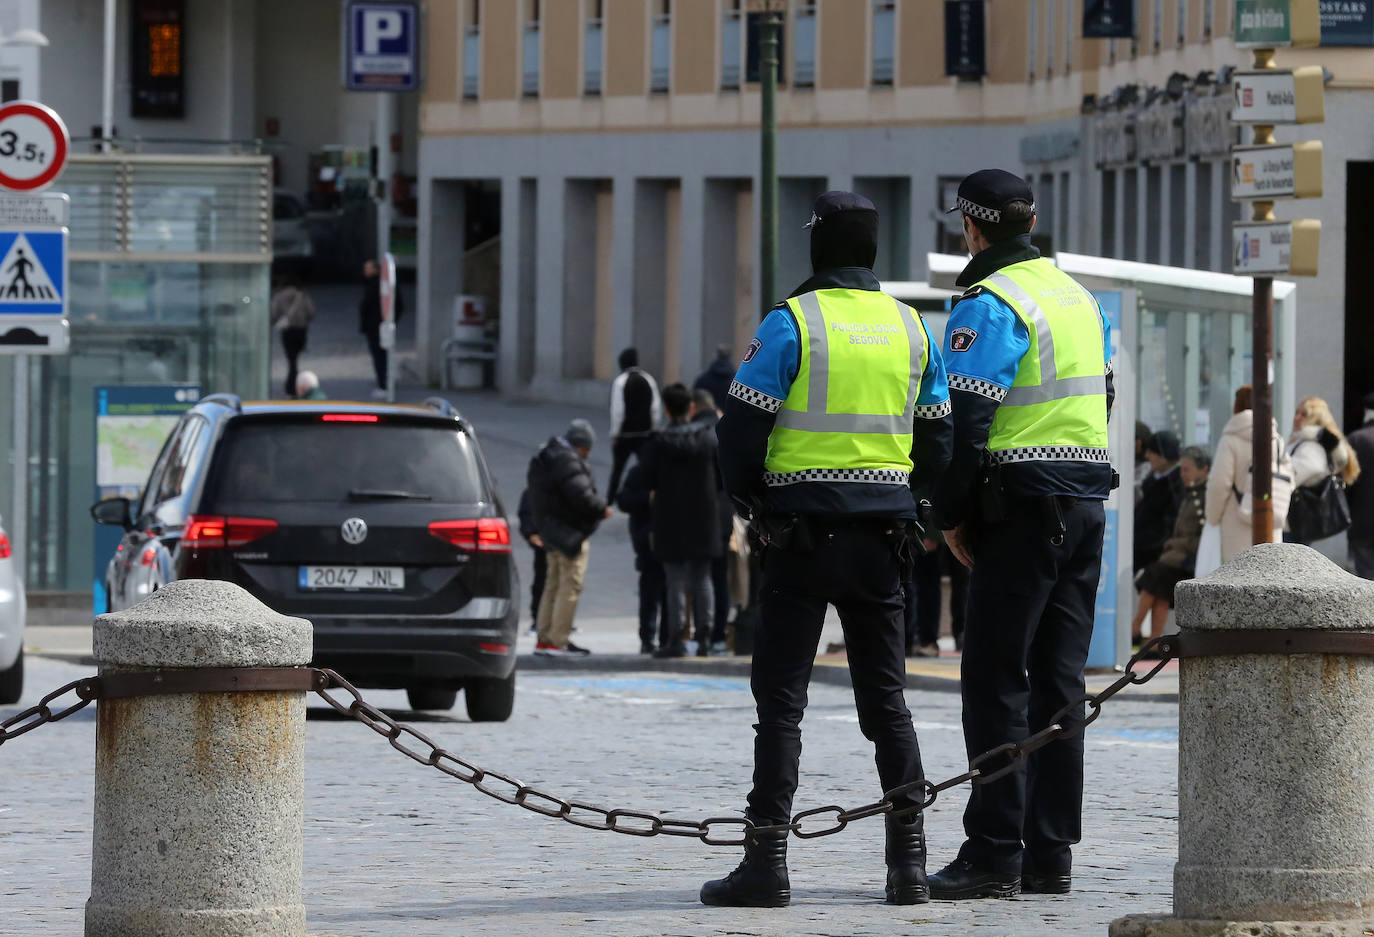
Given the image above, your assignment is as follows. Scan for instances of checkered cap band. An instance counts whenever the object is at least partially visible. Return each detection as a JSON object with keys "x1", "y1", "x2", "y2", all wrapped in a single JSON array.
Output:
[
  {"x1": 990, "y1": 446, "x2": 1113, "y2": 465},
  {"x1": 957, "y1": 196, "x2": 1001, "y2": 223},
  {"x1": 763, "y1": 468, "x2": 911, "y2": 487}
]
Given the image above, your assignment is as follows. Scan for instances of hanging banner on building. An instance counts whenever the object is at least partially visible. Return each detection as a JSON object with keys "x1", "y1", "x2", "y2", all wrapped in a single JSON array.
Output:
[
  {"x1": 944, "y1": 1, "x2": 986, "y2": 79},
  {"x1": 1084, "y1": 0, "x2": 1136, "y2": 38},
  {"x1": 1321, "y1": 0, "x2": 1374, "y2": 45}
]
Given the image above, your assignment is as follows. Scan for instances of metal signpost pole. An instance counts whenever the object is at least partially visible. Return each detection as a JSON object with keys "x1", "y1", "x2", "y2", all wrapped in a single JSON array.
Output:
[
  {"x1": 1252, "y1": 271, "x2": 1275, "y2": 543},
  {"x1": 11, "y1": 355, "x2": 26, "y2": 581}
]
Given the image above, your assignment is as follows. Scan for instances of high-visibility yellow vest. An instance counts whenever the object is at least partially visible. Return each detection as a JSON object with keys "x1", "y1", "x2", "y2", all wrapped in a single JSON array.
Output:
[
  {"x1": 973, "y1": 258, "x2": 1109, "y2": 465},
  {"x1": 763, "y1": 288, "x2": 931, "y2": 487}
]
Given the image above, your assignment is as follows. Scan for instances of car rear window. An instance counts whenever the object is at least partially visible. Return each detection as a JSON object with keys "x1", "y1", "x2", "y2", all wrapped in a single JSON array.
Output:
[{"x1": 211, "y1": 419, "x2": 486, "y2": 504}]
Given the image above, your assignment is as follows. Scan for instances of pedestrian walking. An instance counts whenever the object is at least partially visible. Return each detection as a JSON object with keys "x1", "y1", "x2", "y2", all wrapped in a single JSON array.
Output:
[
  {"x1": 705, "y1": 190, "x2": 953, "y2": 908},
  {"x1": 694, "y1": 387, "x2": 735, "y2": 655},
  {"x1": 516, "y1": 489, "x2": 546, "y2": 631},
  {"x1": 294, "y1": 370, "x2": 327, "y2": 400},
  {"x1": 607, "y1": 348, "x2": 663, "y2": 502},
  {"x1": 1346, "y1": 392, "x2": 1374, "y2": 578},
  {"x1": 615, "y1": 458, "x2": 667, "y2": 654},
  {"x1": 527, "y1": 419, "x2": 611, "y2": 656},
  {"x1": 1285, "y1": 396, "x2": 1360, "y2": 546},
  {"x1": 642, "y1": 383, "x2": 723, "y2": 659},
  {"x1": 271, "y1": 277, "x2": 316, "y2": 398},
  {"x1": 358, "y1": 259, "x2": 402, "y2": 401},
  {"x1": 693, "y1": 344, "x2": 736, "y2": 408},
  {"x1": 929, "y1": 169, "x2": 1114, "y2": 901},
  {"x1": 1134, "y1": 430, "x2": 1183, "y2": 571},
  {"x1": 1205, "y1": 385, "x2": 1290, "y2": 562},
  {"x1": 1131, "y1": 446, "x2": 1210, "y2": 644}
]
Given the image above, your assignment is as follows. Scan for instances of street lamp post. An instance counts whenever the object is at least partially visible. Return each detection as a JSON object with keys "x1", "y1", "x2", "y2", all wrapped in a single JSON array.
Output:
[{"x1": 759, "y1": 0, "x2": 782, "y2": 320}]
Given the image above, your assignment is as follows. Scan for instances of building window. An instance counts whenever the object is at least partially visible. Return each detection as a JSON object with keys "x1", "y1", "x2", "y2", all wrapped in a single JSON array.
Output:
[
  {"x1": 1046, "y1": 0, "x2": 1055, "y2": 74},
  {"x1": 462, "y1": 1, "x2": 480, "y2": 99},
  {"x1": 1178, "y1": 0, "x2": 1187, "y2": 44},
  {"x1": 1204, "y1": 0, "x2": 1213, "y2": 37},
  {"x1": 1028, "y1": 0, "x2": 1038, "y2": 79},
  {"x1": 522, "y1": 0, "x2": 540, "y2": 97},
  {"x1": 650, "y1": 0, "x2": 670, "y2": 93},
  {"x1": 1064, "y1": 0, "x2": 1073, "y2": 70},
  {"x1": 585, "y1": 0, "x2": 603, "y2": 95},
  {"x1": 794, "y1": 2, "x2": 816, "y2": 86},
  {"x1": 1153, "y1": 0, "x2": 1163, "y2": 50},
  {"x1": 872, "y1": 0, "x2": 895, "y2": 86},
  {"x1": 721, "y1": 1, "x2": 741, "y2": 90}
]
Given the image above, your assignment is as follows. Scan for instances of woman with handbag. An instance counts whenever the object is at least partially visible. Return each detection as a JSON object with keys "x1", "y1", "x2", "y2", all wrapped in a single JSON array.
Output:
[{"x1": 1286, "y1": 396, "x2": 1361, "y2": 545}]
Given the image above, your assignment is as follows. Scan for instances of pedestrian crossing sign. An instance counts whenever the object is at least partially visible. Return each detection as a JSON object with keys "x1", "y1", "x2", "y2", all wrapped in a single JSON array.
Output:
[{"x1": 0, "y1": 229, "x2": 64, "y2": 314}]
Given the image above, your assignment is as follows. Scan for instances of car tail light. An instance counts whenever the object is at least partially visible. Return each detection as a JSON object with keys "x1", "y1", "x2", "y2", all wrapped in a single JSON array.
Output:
[
  {"x1": 321, "y1": 413, "x2": 379, "y2": 423},
  {"x1": 427, "y1": 518, "x2": 511, "y2": 553},
  {"x1": 478, "y1": 642, "x2": 510, "y2": 654},
  {"x1": 0, "y1": 531, "x2": 9, "y2": 559},
  {"x1": 183, "y1": 515, "x2": 279, "y2": 549},
  {"x1": 140, "y1": 548, "x2": 158, "y2": 567}
]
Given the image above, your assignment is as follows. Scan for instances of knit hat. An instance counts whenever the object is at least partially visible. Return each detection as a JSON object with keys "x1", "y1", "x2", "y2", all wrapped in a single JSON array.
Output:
[{"x1": 565, "y1": 418, "x2": 596, "y2": 450}]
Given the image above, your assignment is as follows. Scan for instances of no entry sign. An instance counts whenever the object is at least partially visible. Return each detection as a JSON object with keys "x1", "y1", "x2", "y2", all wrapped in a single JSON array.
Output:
[{"x1": 0, "y1": 102, "x2": 69, "y2": 192}]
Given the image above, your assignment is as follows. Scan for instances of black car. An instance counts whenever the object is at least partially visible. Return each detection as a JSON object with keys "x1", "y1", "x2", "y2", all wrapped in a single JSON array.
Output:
[{"x1": 92, "y1": 394, "x2": 519, "y2": 721}]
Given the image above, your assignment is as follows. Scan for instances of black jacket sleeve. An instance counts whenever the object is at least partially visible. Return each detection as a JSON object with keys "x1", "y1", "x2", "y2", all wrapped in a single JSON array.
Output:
[
  {"x1": 910, "y1": 412, "x2": 953, "y2": 494},
  {"x1": 931, "y1": 390, "x2": 1001, "y2": 530},
  {"x1": 517, "y1": 489, "x2": 538, "y2": 541},
  {"x1": 716, "y1": 396, "x2": 776, "y2": 515},
  {"x1": 556, "y1": 454, "x2": 608, "y2": 521}
]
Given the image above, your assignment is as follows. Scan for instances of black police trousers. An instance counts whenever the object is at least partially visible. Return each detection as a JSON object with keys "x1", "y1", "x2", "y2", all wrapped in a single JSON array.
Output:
[
  {"x1": 958, "y1": 495, "x2": 1105, "y2": 874},
  {"x1": 746, "y1": 519, "x2": 924, "y2": 826}
]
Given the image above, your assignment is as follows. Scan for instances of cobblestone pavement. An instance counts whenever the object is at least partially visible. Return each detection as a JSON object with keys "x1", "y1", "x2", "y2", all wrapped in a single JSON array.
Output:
[{"x1": 4, "y1": 655, "x2": 1177, "y2": 937}]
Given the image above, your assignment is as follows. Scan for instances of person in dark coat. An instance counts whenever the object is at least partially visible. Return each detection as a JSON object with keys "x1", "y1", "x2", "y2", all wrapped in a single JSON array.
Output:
[
  {"x1": 642, "y1": 383, "x2": 723, "y2": 658},
  {"x1": 517, "y1": 488, "x2": 546, "y2": 632},
  {"x1": 693, "y1": 387, "x2": 735, "y2": 654},
  {"x1": 693, "y1": 344, "x2": 736, "y2": 412},
  {"x1": 616, "y1": 460, "x2": 667, "y2": 654},
  {"x1": 607, "y1": 347, "x2": 663, "y2": 502},
  {"x1": 358, "y1": 258, "x2": 404, "y2": 400},
  {"x1": 527, "y1": 419, "x2": 611, "y2": 656},
  {"x1": 1134, "y1": 430, "x2": 1183, "y2": 572},
  {"x1": 1346, "y1": 391, "x2": 1374, "y2": 579}
]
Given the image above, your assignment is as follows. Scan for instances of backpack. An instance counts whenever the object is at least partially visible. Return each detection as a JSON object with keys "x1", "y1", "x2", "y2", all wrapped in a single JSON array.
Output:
[{"x1": 1232, "y1": 435, "x2": 1294, "y2": 525}]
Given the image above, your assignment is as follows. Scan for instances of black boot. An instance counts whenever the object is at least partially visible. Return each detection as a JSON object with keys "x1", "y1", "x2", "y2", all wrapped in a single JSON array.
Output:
[
  {"x1": 928, "y1": 857, "x2": 1021, "y2": 900},
  {"x1": 884, "y1": 813, "x2": 930, "y2": 904},
  {"x1": 700, "y1": 828, "x2": 790, "y2": 907}
]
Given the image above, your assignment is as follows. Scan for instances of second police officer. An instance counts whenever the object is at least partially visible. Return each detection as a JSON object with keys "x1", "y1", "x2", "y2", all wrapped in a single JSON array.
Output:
[
  {"x1": 929, "y1": 170, "x2": 1115, "y2": 899},
  {"x1": 705, "y1": 191, "x2": 953, "y2": 907}
]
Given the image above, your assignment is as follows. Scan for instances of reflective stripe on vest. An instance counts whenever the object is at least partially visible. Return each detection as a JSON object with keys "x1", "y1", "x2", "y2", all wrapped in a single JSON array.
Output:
[
  {"x1": 975, "y1": 258, "x2": 1109, "y2": 461},
  {"x1": 763, "y1": 288, "x2": 928, "y2": 484}
]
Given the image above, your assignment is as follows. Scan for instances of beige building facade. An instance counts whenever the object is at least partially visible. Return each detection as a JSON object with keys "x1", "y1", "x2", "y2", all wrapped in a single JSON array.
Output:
[{"x1": 417, "y1": 0, "x2": 1374, "y2": 430}]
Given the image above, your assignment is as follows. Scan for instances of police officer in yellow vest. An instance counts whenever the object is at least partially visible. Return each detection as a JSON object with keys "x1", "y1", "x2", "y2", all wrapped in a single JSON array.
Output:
[
  {"x1": 704, "y1": 191, "x2": 953, "y2": 907},
  {"x1": 927, "y1": 170, "x2": 1114, "y2": 900}
]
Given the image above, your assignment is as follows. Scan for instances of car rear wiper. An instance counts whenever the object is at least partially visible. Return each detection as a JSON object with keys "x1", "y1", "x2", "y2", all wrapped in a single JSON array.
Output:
[{"x1": 346, "y1": 489, "x2": 434, "y2": 501}]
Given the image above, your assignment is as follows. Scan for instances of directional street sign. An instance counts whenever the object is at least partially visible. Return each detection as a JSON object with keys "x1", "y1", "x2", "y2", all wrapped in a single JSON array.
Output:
[
  {"x1": 1234, "y1": 0, "x2": 1321, "y2": 47},
  {"x1": 1233, "y1": 219, "x2": 1321, "y2": 276},
  {"x1": 1231, "y1": 141, "x2": 1323, "y2": 199},
  {"x1": 0, "y1": 226, "x2": 69, "y2": 354},
  {"x1": 1232, "y1": 67, "x2": 1326, "y2": 123}
]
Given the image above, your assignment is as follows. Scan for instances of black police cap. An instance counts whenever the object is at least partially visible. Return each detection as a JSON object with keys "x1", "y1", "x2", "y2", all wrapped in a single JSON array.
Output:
[
  {"x1": 944, "y1": 169, "x2": 1035, "y2": 224},
  {"x1": 805, "y1": 190, "x2": 878, "y2": 228}
]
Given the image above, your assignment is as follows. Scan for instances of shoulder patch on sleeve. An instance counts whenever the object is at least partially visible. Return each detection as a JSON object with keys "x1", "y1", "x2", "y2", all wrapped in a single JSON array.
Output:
[
  {"x1": 742, "y1": 337, "x2": 763, "y2": 363},
  {"x1": 949, "y1": 326, "x2": 979, "y2": 352}
]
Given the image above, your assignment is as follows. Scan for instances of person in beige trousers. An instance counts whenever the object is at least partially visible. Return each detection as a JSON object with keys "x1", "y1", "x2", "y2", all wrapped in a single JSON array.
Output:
[{"x1": 1205, "y1": 384, "x2": 1289, "y2": 562}]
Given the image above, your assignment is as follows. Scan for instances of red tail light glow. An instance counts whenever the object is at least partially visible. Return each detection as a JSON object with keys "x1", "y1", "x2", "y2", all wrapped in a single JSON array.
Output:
[
  {"x1": 183, "y1": 515, "x2": 279, "y2": 549},
  {"x1": 478, "y1": 642, "x2": 510, "y2": 654},
  {"x1": 140, "y1": 548, "x2": 158, "y2": 567},
  {"x1": 427, "y1": 518, "x2": 511, "y2": 553},
  {"x1": 320, "y1": 414, "x2": 379, "y2": 423},
  {"x1": 0, "y1": 532, "x2": 10, "y2": 560}
]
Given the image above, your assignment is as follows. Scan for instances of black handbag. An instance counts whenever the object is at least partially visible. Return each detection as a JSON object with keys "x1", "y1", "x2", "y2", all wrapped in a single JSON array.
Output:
[{"x1": 1287, "y1": 472, "x2": 1352, "y2": 543}]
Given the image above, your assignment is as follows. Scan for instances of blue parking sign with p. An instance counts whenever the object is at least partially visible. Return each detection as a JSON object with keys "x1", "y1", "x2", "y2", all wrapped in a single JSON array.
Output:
[
  {"x1": 346, "y1": 1, "x2": 419, "y2": 91},
  {"x1": 0, "y1": 229, "x2": 65, "y2": 315}
]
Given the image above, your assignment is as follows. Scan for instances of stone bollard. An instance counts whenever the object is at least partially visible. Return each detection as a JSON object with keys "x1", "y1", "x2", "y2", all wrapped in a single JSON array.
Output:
[
  {"x1": 85, "y1": 579, "x2": 314, "y2": 937},
  {"x1": 1112, "y1": 543, "x2": 1374, "y2": 936}
]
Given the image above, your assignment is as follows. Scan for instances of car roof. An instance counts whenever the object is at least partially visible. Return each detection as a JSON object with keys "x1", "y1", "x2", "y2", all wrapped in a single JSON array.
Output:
[{"x1": 198, "y1": 397, "x2": 466, "y2": 425}]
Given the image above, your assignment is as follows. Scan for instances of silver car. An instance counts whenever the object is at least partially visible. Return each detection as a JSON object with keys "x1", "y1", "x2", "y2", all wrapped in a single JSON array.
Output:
[{"x1": 0, "y1": 515, "x2": 25, "y2": 704}]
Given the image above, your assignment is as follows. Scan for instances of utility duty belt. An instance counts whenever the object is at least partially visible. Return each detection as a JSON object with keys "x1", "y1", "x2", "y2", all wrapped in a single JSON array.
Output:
[
  {"x1": 752, "y1": 511, "x2": 928, "y2": 573},
  {"x1": 973, "y1": 454, "x2": 1119, "y2": 545}
]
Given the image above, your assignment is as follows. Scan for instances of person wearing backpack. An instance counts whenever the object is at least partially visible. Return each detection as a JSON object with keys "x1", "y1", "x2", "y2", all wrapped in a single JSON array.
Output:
[
  {"x1": 1205, "y1": 385, "x2": 1291, "y2": 562},
  {"x1": 1285, "y1": 396, "x2": 1360, "y2": 545}
]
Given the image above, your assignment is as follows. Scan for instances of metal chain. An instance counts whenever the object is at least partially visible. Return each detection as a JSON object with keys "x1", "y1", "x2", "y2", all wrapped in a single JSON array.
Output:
[
  {"x1": 0, "y1": 677, "x2": 98, "y2": 746},
  {"x1": 315, "y1": 634, "x2": 1181, "y2": 846}
]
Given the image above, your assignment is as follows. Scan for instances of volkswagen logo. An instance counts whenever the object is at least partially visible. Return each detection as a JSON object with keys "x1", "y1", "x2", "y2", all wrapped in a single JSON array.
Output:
[{"x1": 340, "y1": 518, "x2": 368, "y2": 545}]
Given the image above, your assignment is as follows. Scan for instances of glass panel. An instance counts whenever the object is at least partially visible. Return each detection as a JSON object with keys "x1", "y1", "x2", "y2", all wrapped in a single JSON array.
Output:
[
  {"x1": 721, "y1": 9, "x2": 741, "y2": 89},
  {"x1": 650, "y1": 15, "x2": 670, "y2": 92},
  {"x1": 63, "y1": 162, "x2": 123, "y2": 253},
  {"x1": 463, "y1": 26, "x2": 480, "y2": 98},
  {"x1": 523, "y1": 23, "x2": 540, "y2": 96},
  {"x1": 794, "y1": 6, "x2": 816, "y2": 85},
  {"x1": 127, "y1": 163, "x2": 270, "y2": 256},
  {"x1": 872, "y1": 2, "x2": 894, "y2": 84},
  {"x1": 585, "y1": 20, "x2": 603, "y2": 94}
]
